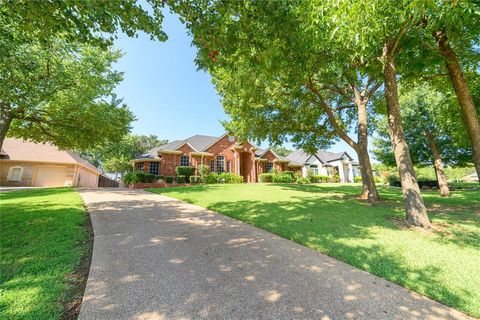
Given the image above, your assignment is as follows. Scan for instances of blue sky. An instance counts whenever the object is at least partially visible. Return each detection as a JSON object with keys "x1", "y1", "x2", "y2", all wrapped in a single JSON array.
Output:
[{"x1": 114, "y1": 11, "x2": 358, "y2": 160}]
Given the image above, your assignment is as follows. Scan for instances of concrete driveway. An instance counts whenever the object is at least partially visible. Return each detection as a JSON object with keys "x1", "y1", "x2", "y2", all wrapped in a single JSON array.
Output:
[{"x1": 78, "y1": 188, "x2": 472, "y2": 320}]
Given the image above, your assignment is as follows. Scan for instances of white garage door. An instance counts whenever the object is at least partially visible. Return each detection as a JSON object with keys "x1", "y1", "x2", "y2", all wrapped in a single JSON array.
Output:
[{"x1": 34, "y1": 166, "x2": 68, "y2": 187}]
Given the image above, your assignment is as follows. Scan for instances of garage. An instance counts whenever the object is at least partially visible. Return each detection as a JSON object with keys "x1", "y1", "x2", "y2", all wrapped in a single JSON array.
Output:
[{"x1": 33, "y1": 166, "x2": 69, "y2": 187}]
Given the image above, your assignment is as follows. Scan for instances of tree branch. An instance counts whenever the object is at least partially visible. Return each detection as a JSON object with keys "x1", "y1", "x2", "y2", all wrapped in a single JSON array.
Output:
[{"x1": 306, "y1": 77, "x2": 357, "y2": 150}]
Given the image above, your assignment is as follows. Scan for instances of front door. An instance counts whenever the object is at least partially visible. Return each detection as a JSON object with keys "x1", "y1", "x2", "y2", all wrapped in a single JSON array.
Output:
[{"x1": 239, "y1": 152, "x2": 250, "y2": 182}]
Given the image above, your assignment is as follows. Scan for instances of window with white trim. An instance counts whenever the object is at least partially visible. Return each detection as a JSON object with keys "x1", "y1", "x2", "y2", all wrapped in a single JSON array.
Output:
[
  {"x1": 310, "y1": 164, "x2": 319, "y2": 175},
  {"x1": 7, "y1": 166, "x2": 23, "y2": 181},
  {"x1": 216, "y1": 156, "x2": 225, "y2": 173},
  {"x1": 226, "y1": 160, "x2": 231, "y2": 173},
  {"x1": 149, "y1": 162, "x2": 159, "y2": 175},
  {"x1": 180, "y1": 155, "x2": 189, "y2": 166},
  {"x1": 135, "y1": 162, "x2": 144, "y2": 171},
  {"x1": 265, "y1": 162, "x2": 273, "y2": 173},
  {"x1": 210, "y1": 160, "x2": 215, "y2": 173}
]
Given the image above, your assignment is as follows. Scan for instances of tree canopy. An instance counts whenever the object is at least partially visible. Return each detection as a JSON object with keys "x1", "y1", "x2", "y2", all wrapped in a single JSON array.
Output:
[
  {"x1": 372, "y1": 83, "x2": 473, "y2": 167},
  {"x1": 0, "y1": 0, "x2": 168, "y2": 48},
  {"x1": 0, "y1": 37, "x2": 134, "y2": 149},
  {"x1": 79, "y1": 134, "x2": 168, "y2": 177}
]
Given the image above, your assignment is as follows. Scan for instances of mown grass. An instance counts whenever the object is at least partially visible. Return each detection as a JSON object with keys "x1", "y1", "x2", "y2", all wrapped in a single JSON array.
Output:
[
  {"x1": 149, "y1": 183, "x2": 480, "y2": 317},
  {"x1": 0, "y1": 188, "x2": 89, "y2": 320}
]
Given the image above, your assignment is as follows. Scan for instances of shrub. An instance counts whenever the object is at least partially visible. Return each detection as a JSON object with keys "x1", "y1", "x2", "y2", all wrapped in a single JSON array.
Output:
[
  {"x1": 330, "y1": 174, "x2": 340, "y2": 183},
  {"x1": 218, "y1": 172, "x2": 244, "y2": 184},
  {"x1": 272, "y1": 172, "x2": 295, "y2": 183},
  {"x1": 282, "y1": 171, "x2": 295, "y2": 178},
  {"x1": 259, "y1": 173, "x2": 273, "y2": 182},
  {"x1": 177, "y1": 175, "x2": 186, "y2": 183},
  {"x1": 123, "y1": 172, "x2": 139, "y2": 185},
  {"x1": 157, "y1": 176, "x2": 164, "y2": 181},
  {"x1": 165, "y1": 176, "x2": 174, "y2": 183},
  {"x1": 386, "y1": 174, "x2": 400, "y2": 186},
  {"x1": 319, "y1": 175, "x2": 330, "y2": 183},
  {"x1": 310, "y1": 175, "x2": 330, "y2": 183},
  {"x1": 176, "y1": 166, "x2": 195, "y2": 180},
  {"x1": 198, "y1": 165, "x2": 209, "y2": 178},
  {"x1": 122, "y1": 171, "x2": 159, "y2": 184},
  {"x1": 390, "y1": 179, "x2": 440, "y2": 188},
  {"x1": 189, "y1": 175, "x2": 201, "y2": 184},
  {"x1": 204, "y1": 173, "x2": 219, "y2": 184},
  {"x1": 296, "y1": 177, "x2": 311, "y2": 184},
  {"x1": 354, "y1": 176, "x2": 362, "y2": 183}
]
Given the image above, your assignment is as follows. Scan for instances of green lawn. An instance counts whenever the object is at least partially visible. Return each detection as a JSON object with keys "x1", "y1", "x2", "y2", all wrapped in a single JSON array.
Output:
[
  {"x1": 0, "y1": 188, "x2": 90, "y2": 320},
  {"x1": 149, "y1": 183, "x2": 480, "y2": 317}
]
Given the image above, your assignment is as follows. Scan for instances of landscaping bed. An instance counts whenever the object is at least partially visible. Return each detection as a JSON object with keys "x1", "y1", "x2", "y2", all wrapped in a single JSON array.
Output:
[
  {"x1": 149, "y1": 183, "x2": 480, "y2": 317},
  {"x1": 0, "y1": 188, "x2": 92, "y2": 320}
]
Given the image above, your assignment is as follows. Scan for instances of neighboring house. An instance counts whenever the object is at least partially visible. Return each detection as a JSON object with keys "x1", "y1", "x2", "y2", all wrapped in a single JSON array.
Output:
[
  {"x1": 132, "y1": 134, "x2": 303, "y2": 182},
  {"x1": 0, "y1": 138, "x2": 101, "y2": 187},
  {"x1": 285, "y1": 149, "x2": 361, "y2": 182},
  {"x1": 463, "y1": 171, "x2": 479, "y2": 182}
]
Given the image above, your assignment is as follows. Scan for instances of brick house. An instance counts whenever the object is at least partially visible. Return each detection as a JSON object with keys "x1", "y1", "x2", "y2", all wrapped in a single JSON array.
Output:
[{"x1": 131, "y1": 134, "x2": 303, "y2": 182}]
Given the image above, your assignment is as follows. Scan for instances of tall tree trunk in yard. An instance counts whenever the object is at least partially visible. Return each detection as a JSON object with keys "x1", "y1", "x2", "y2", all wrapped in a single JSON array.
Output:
[
  {"x1": 0, "y1": 102, "x2": 12, "y2": 150},
  {"x1": 307, "y1": 81, "x2": 380, "y2": 203},
  {"x1": 356, "y1": 99, "x2": 380, "y2": 203},
  {"x1": 435, "y1": 30, "x2": 480, "y2": 185},
  {"x1": 424, "y1": 129, "x2": 450, "y2": 197},
  {"x1": 383, "y1": 42, "x2": 431, "y2": 228}
]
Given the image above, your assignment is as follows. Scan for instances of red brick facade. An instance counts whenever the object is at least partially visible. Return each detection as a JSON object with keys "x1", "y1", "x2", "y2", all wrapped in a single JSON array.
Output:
[{"x1": 133, "y1": 135, "x2": 290, "y2": 183}]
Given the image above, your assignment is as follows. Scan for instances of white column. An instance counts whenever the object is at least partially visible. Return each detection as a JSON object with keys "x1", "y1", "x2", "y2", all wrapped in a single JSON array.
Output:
[
  {"x1": 348, "y1": 163, "x2": 353, "y2": 182},
  {"x1": 338, "y1": 164, "x2": 345, "y2": 182}
]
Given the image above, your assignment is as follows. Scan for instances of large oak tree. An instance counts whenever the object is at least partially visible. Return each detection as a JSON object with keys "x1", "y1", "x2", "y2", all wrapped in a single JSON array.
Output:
[
  {"x1": 0, "y1": 38, "x2": 134, "y2": 149},
  {"x1": 173, "y1": 0, "x2": 381, "y2": 202}
]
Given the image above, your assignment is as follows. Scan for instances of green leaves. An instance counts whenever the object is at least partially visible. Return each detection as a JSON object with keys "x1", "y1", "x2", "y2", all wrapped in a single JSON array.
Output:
[
  {"x1": 1, "y1": 0, "x2": 168, "y2": 48},
  {"x1": 1, "y1": 37, "x2": 134, "y2": 150}
]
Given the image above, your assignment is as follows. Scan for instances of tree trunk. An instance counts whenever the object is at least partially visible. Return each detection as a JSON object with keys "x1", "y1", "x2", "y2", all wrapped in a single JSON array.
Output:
[
  {"x1": 424, "y1": 129, "x2": 450, "y2": 197},
  {"x1": 435, "y1": 30, "x2": 480, "y2": 185},
  {"x1": 383, "y1": 43, "x2": 431, "y2": 228},
  {"x1": 356, "y1": 100, "x2": 380, "y2": 203},
  {"x1": 0, "y1": 102, "x2": 13, "y2": 149}
]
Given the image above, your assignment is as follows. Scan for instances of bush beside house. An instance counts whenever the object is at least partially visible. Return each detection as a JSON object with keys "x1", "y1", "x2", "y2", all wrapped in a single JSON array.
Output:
[{"x1": 175, "y1": 166, "x2": 195, "y2": 181}]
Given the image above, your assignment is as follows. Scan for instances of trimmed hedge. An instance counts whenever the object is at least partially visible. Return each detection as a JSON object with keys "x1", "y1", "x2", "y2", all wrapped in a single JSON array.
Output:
[
  {"x1": 308, "y1": 175, "x2": 330, "y2": 183},
  {"x1": 203, "y1": 172, "x2": 244, "y2": 184},
  {"x1": 390, "y1": 180, "x2": 439, "y2": 188},
  {"x1": 165, "y1": 176, "x2": 174, "y2": 183},
  {"x1": 272, "y1": 172, "x2": 295, "y2": 183},
  {"x1": 204, "y1": 173, "x2": 219, "y2": 184},
  {"x1": 296, "y1": 177, "x2": 311, "y2": 184},
  {"x1": 354, "y1": 176, "x2": 362, "y2": 183},
  {"x1": 177, "y1": 175, "x2": 186, "y2": 183},
  {"x1": 176, "y1": 166, "x2": 195, "y2": 180},
  {"x1": 189, "y1": 176, "x2": 201, "y2": 184},
  {"x1": 123, "y1": 171, "x2": 159, "y2": 184},
  {"x1": 259, "y1": 173, "x2": 273, "y2": 183},
  {"x1": 219, "y1": 172, "x2": 244, "y2": 184}
]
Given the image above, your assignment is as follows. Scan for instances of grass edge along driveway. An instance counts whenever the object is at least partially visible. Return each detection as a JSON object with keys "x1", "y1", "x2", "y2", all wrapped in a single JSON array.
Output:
[
  {"x1": 149, "y1": 183, "x2": 480, "y2": 317},
  {"x1": 0, "y1": 188, "x2": 91, "y2": 320}
]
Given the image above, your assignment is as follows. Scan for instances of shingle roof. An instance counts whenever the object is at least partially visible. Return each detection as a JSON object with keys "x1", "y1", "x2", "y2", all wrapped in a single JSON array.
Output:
[
  {"x1": 135, "y1": 135, "x2": 221, "y2": 160},
  {"x1": 1, "y1": 138, "x2": 101, "y2": 173},
  {"x1": 284, "y1": 149, "x2": 311, "y2": 164},
  {"x1": 285, "y1": 149, "x2": 352, "y2": 165}
]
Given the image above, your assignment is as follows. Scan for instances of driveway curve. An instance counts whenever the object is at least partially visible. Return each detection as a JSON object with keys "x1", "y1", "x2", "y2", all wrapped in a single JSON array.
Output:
[{"x1": 78, "y1": 188, "x2": 472, "y2": 320}]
